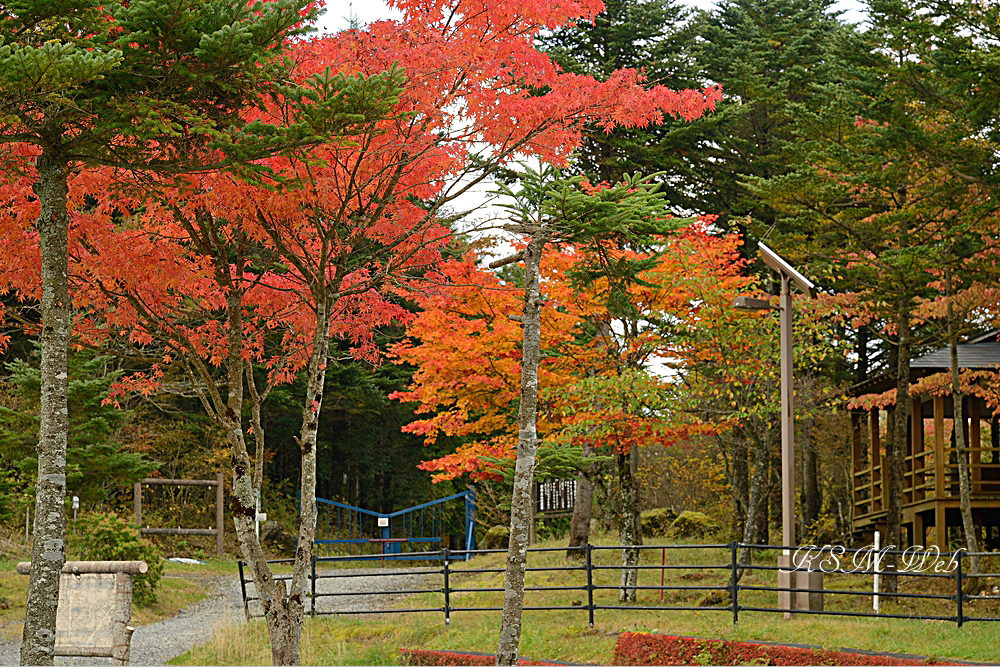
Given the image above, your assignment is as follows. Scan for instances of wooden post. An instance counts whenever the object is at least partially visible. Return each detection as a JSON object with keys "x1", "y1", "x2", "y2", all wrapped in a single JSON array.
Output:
[
  {"x1": 911, "y1": 398, "x2": 923, "y2": 501},
  {"x1": 133, "y1": 482, "x2": 141, "y2": 527},
  {"x1": 970, "y1": 398, "x2": 982, "y2": 492},
  {"x1": 216, "y1": 472, "x2": 224, "y2": 558},
  {"x1": 870, "y1": 408, "x2": 881, "y2": 510},
  {"x1": 934, "y1": 503, "x2": 947, "y2": 549},
  {"x1": 934, "y1": 396, "x2": 945, "y2": 500},
  {"x1": 111, "y1": 572, "x2": 134, "y2": 666},
  {"x1": 852, "y1": 412, "x2": 863, "y2": 471}
]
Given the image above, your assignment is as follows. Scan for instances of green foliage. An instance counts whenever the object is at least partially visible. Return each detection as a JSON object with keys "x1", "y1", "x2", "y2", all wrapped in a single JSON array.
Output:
[
  {"x1": 543, "y1": 0, "x2": 850, "y2": 232},
  {"x1": 481, "y1": 441, "x2": 612, "y2": 489},
  {"x1": 535, "y1": 516, "x2": 571, "y2": 541},
  {"x1": 0, "y1": 0, "x2": 405, "y2": 181},
  {"x1": 69, "y1": 512, "x2": 164, "y2": 607},
  {"x1": 496, "y1": 164, "x2": 687, "y2": 319},
  {"x1": 745, "y1": 0, "x2": 1000, "y2": 359},
  {"x1": 0, "y1": 348, "x2": 159, "y2": 517}
]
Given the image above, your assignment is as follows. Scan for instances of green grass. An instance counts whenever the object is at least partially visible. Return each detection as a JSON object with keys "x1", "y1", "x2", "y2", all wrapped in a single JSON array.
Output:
[{"x1": 171, "y1": 534, "x2": 1000, "y2": 665}]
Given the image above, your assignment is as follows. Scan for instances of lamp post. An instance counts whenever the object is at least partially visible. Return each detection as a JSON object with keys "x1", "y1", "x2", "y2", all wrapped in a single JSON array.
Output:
[{"x1": 733, "y1": 242, "x2": 819, "y2": 616}]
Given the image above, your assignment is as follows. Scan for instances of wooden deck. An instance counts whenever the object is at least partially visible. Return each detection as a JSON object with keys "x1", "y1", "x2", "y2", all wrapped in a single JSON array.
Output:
[{"x1": 851, "y1": 395, "x2": 1000, "y2": 548}]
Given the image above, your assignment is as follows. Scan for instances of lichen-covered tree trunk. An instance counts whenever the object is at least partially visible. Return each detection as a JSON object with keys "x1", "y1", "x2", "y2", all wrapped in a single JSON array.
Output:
[
  {"x1": 21, "y1": 145, "x2": 71, "y2": 667},
  {"x1": 948, "y1": 272, "x2": 980, "y2": 574},
  {"x1": 496, "y1": 233, "x2": 547, "y2": 666},
  {"x1": 730, "y1": 437, "x2": 749, "y2": 537},
  {"x1": 284, "y1": 297, "x2": 331, "y2": 663},
  {"x1": 617, "y1": 450, "x2": 638, "y2": 602},
  {"x1": 566, "y1": 446, "x2": 595, "y2": 558},
  {"x1": 229, "y1": 294, "x2": 329, "y2": 665},
  {"x1": 630, "y1": 445, "x2": 642, "y2": 547},
  {"x1": 219, "y1": 290, "x2": 290, "y2": 665},
  {"x1": 737, "y1": 430, "x2": 771, "y2": 579}
]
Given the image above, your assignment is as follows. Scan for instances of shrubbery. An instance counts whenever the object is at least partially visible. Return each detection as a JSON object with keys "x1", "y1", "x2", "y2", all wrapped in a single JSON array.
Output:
[
  {"x1": 668, "y1": 511, "x2": 721, "y2": 539},
  {"x1": 69, "y1": 512, "x2": 164, "y2": 606},
  {"x1": 613, "y1": 633, "x2": 962, "y2": 666},
  {"x1": 640, "y1": 508, "x2": 677, "y2": 537},
  {"x1": 480, "y1": 524, "x2": 510, "y2": 550}
]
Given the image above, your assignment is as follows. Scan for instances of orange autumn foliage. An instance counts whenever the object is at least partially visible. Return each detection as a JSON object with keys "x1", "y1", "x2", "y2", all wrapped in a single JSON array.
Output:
[{"x1": 391, "y1": 218, "x2": 744, "y2": 481}]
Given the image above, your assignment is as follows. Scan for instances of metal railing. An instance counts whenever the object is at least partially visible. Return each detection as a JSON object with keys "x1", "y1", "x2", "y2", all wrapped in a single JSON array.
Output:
[{"x1": 237, "y1": 543, "x2": 1000, "y2": 626}]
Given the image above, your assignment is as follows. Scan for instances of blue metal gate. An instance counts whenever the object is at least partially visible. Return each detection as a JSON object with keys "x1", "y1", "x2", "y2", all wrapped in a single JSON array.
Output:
[{"x1": 308, "y1": 489, "x2": 475, "y2": 561}]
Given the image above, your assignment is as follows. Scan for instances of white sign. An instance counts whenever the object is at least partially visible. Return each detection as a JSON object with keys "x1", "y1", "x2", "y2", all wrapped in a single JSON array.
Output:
[
  {"x1": 781, "y1": 543, "x2": 964, "y2": 575},
  {"x1": 377, "y1": 517, "x2": 389, "y2": 527}
]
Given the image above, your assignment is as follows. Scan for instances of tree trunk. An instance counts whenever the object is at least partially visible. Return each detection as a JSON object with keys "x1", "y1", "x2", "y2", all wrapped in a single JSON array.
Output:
[
  {"x1": 630, "y1": 444, "x2": 642, "y2": 547},
  {"x1": 855, "y1": 324, "x2": 870, "y2": 384},
  {"x1": 753, "y1": 454, "x2": 769, "y2": 546},
  {"x1": 617, "y1": 450, "x2": 638, "y2": 602},
  {"x1": 737, "y1": 430, "x2": 771, "y2": 578},
  {"x1": 948, "y1": 271, "x2": 980, "y2": 574},
  {"x1": 885, "y1": 299, "x2": 910, "y2": 593},
  {"x1": 496, "y1": 232, "x2": 547, "y2": 666},
  {"x1": 21, "y1": 144, "x2": 71, "y2": 667},
  {"x1": 567, "y1": 446, "x2": 595, "y2": 558},
  {"x1": 218, "y1": 289, "x2": 291, "y2": 666},
  {"x1": 731, "y1": 436, "x2": 749, "y2": 537},
  {"x1": 802, "y1": 416, "x2": 821, "y2": 532},
  {"x1": 769, "y1": 453, "x2": 781, "y2": 530},
  {"x1": 593, "y1": 463, "x2": 613, "y2": 533},
  {"x1": 222, "y1": 286, "x2": 331, "y2": 665}
]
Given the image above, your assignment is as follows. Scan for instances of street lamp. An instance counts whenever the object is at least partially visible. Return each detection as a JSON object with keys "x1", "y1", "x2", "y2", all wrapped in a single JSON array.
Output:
[{"x1": 733, "y1": 242, "x2": 819, "y2": 616}]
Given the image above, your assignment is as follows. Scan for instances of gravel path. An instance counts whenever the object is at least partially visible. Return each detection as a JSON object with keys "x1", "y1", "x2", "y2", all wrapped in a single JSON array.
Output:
[{"x1": 0, "y1": 567, "x2": 436, "y2": 665}]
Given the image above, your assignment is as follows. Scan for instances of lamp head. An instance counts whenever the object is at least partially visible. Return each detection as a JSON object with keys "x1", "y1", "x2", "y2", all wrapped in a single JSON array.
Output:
[
  {"x1": 758, "y1": 242, "x2": 816, "y2": 298},
  {"x1": 732, "y1": 296, "x2": 777, "y2": 311}
]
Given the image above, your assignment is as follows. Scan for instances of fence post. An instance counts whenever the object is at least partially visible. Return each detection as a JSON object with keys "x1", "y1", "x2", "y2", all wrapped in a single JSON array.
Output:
[
  {"x1": 443, "y1": 548, "x2": 451, "y2": 625},
  {"x1": 585, "y1": 543, "x2": 595, "y2": 628},
  {"x1": 238, "y1": 560, "x2": 250, "y2": 621},
  {"x1": 311, "y1": 554, "x2": 317, "y2": 618},
  {"x1": 730, "y1": 542, "x2": 739, "y2": 625},
  {"x1": 215, "y1": 472, "x2": 224, "y2": 557},
  {"x1": 955, "y1": 550, "x2": 963, "y2": 628}
]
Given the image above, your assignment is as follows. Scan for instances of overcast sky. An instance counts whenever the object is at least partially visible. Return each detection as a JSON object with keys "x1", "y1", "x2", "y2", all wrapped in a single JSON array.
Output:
[{"x1": 318, "y1": 0, "x2": 869, "y2": 34}]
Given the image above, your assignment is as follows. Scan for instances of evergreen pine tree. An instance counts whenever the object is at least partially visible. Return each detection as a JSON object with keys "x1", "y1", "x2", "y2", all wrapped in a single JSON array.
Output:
[{"x1": 747, "y1": 0, "x2": 1000, "y2": 580}]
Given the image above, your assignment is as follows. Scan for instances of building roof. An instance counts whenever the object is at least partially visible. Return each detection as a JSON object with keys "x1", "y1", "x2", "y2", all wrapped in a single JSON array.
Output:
[
  {"x1": 911, "y1": 342, "x2": 1000, "y2": 369},
  {"x1": 848, "y1": 329, "x2": 1000, "y2": 397}
]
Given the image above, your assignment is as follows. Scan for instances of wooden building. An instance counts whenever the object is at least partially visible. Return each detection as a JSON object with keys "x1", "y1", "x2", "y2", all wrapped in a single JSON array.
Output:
[{"x1": 849, "y1": 330, "x2": 1000, "y2": 549}]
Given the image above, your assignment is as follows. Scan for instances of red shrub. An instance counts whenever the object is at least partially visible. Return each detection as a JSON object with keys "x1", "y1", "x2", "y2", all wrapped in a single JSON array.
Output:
[{"x1": 613, "y1": 633, "x2": 964, "y2": 666}]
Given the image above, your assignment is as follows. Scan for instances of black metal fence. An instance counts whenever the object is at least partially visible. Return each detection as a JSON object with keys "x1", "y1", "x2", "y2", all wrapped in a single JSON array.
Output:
[{"x1": 237, "y1": 543, "x2": 1000, "y2": 626}]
